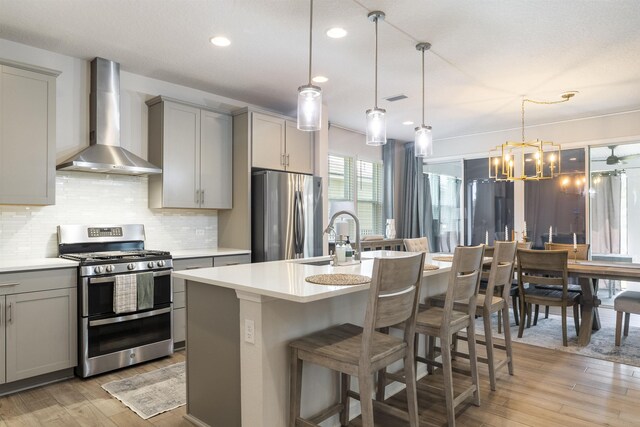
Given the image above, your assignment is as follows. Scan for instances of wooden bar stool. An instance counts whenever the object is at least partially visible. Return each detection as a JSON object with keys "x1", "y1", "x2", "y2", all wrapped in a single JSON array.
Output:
[
  {"x1": 453, "y1": 241, "x2": 517, "y2": 391},
  {"x1": 288, "y1": 252, "x2": 425, "y2": 427},
  {"x1": 416, "y1": 244, "x2": 485, "y2": 427},
  {"x1": 614, "y1": 291, "x2": 640, "y2": 346},
  {"x1": 403, "y1": 237, "x2": 430, "y2": 253}
]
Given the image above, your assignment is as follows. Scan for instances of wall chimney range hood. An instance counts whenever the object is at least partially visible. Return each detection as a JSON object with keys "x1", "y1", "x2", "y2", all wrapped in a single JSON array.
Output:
[{"x1": 57, "y1": 58, "x2": 162, "y2": 175}]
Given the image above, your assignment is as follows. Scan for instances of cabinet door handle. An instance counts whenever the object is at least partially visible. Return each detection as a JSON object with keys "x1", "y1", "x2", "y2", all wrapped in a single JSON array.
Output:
[
  {"x1": 0, "y1": 282, "x2": 18, "y2": 288},
  {"x1": 286, "y1": 153, "x2": 290, "y2": 166},
  {"x1": 8, "y1": 302, "x2": 12, "y2": 324},
  {"x1": 281, "y1": 153, "x2": 286, "y2": 166},
  {"x1": 201, "y1": 189, "x2": 205, "y2": 204},
  {"x1": 195, "y1": 190, "x2": 200, "y2": 204}
]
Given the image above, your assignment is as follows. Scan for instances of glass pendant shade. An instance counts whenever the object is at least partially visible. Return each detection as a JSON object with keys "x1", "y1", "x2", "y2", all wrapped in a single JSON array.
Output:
[
  {"x1": 414, "y1": 125, "x2": 433, "y2": 157},
  {"x1": 366, "y1": 107, "x2": 386, "y2": 146},
  {"x1": 297, "y1": 84, "x2": 322, "y2": 131}
]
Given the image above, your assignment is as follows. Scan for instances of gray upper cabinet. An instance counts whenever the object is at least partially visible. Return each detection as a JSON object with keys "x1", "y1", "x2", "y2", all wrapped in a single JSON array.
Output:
[
  {"x1": 251, "y1": 112, "x2": 314, "y2": 174},
  {"x1": 147, "y1": 96, "x2": 232, "y2": 209},
  {"x1": 0, "y1": 62, "x2": 58, "y2": 205}
]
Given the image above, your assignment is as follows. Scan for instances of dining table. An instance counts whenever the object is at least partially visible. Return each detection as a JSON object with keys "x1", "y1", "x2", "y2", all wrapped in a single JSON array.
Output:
[{"x1": 567, "y1": 259, "x2": 640, "y2": 345}]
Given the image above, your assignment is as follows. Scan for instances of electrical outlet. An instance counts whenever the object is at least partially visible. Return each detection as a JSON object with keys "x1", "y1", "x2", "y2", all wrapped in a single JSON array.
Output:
[
  {"x1": 195, "y1": 229, "x2": 205, "y2": 236},
  {"x1": 244, "y1": 319, "x2": 255, "y2": 344}
]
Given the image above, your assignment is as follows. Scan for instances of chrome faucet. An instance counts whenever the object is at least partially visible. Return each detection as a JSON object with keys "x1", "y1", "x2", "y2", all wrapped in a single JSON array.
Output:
[{"x1": 324, "y1": 210, "x2": 361, "y2": 261}]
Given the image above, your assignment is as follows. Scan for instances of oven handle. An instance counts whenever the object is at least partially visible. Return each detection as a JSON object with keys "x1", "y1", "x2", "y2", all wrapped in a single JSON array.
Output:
[
  {"x1": 89, "y1": 270, "x2": 172, "y2": 284},
  {"x1": 89, "y1": 307, "x2": 171, "y2": 327}
]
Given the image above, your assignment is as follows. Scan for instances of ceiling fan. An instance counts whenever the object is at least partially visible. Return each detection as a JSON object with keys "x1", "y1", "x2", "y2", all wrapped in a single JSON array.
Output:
[{"x1": 594, "y1": 145, "x2": 640, "y2": 165}]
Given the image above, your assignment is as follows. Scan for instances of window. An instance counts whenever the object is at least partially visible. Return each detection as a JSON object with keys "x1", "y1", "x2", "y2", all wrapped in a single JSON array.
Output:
[{"x1": 328, "y1": 154, "x2": 384, "y2": 238}]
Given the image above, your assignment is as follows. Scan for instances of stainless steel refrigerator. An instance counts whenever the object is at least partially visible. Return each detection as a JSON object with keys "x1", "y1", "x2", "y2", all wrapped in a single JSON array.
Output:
[{"x1": 252, "y1": 170, "x2": 323, "y2": 262}]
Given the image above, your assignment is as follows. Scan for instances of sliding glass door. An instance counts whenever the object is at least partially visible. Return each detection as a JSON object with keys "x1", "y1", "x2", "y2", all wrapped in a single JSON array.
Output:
[
  {"x1": 464, "y1": 158, "x2": 514, "y2": 245},
  {"x1": 424, "y1": 161, "x2": 462, "y2": 252}
]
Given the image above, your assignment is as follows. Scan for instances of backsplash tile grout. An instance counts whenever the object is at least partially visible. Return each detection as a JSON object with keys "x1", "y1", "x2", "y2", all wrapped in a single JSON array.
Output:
[{"x1": 0, "y1": 171, "x2": 217, "y2": 260}]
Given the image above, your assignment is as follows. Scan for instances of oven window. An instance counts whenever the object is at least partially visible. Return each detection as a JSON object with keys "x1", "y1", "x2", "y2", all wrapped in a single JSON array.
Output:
[
  {"x1": 87, "y1": 310, "x2": 171, "y2": 358},
  {"x1": 87, "y1": 273, "x2": 172, "y2": 316}
]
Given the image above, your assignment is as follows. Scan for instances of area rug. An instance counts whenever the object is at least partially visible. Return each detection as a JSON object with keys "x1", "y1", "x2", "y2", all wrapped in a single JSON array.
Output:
[
  {"x1": 101, "y1": 362, "x2": 185, "y2": 419},
  {"x1": 476, "y1": 313, "x2": 640, "y2": 367}
]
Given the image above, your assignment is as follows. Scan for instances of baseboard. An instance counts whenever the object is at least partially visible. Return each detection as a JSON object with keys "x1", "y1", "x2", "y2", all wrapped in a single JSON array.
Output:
[{"x1": 0, "y1": 368, "x2": 75, "y2": 397}]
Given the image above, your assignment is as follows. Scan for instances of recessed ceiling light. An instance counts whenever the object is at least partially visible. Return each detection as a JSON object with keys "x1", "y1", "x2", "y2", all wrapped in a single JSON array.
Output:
[
  {"x1": 312, "y1": 75, "x2": 328, "y2": 83},
  {"x1": 402, "y1": 121, "x2": 414, "y2": 126},
  {"x1": 326, "y1": 27, "x2": 347, "y2": 38},
  {"x1": 210, "y1": 36, "x2": 231, "y2": 47}
]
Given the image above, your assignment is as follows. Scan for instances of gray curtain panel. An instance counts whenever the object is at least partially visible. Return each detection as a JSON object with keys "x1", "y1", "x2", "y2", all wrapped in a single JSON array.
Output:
[
  {"x1": 399, "y1": 142, "x2": 433, "y2": 246},
  {"x1": 591, "y1": 173, "x2": 621, "y2": 254}
]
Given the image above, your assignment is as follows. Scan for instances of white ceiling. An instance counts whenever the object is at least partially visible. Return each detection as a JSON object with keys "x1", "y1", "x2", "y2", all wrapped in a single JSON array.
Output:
[{"x1": 1, "y1": 0, "x2": 639, "y2": 142}]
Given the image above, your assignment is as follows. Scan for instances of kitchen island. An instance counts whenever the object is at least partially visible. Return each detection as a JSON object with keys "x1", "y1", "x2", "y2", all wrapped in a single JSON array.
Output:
[{"x1": 173, "y1": 251, "x2": 453, "y2": 427}]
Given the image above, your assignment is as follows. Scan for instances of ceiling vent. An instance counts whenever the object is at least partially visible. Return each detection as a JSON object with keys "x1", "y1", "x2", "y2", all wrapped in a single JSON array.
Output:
[{"x1": 384, "y1": 94, "x2": 408, "y2": 102}]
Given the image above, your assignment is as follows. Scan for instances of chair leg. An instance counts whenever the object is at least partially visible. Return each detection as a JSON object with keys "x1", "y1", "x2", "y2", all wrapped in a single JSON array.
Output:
[
  {"x1": 483, "y1": 313, "x2": 496, "y2": 391},
  {"x1": 403, "y1": 354, "x2": 419, "y2": 427},
  {"x1": 427, "y1": 335, "x2": 435, "y2": 374},
  {"x1": 467, "y1": 321, "x2": 481, "y2": 406},
  {"x1": 501, "y1": 304, "x2": 514, "y2": 375},
  {"x1": 526, "y1": 303, "x2": 532, "y2": 329},
  {"x1": 375, "y1": 367, "x2": 386, "y2": 401},
  {"x1": 289, "y1": 348, "x2": 303, "y2": 427},
  {"x1": 518, "y1": 300, "x2": 526, "y2": 338},
  {"x1": 452, "y1": 332, "x2": 458, "y2": 361},
  {"x1": 615, "y1": 311, "x2": 623, "y2": 346},
  {"x1": 440, "y1": 333, "x2": 456, "y2": 427},
  {"x1": 561, "y1": 305, "x2": 568, "y2": 347},
  {"x1": 512, "y1": 295, "x2": 519, "y2": 326},
  {"x1": 624, "y1": 313, "x2": 631, "y2": 337},
  {"x1": 497, "y1": 309, "x2": 502, "y2": 334},
  {"x1": 533, "y1": 304, "x2": 539, "y2": 326},
  {"x1": 573, "y1": 304, "x2": 580, "y2": 336},
  {"x1": 545, "y1": 305, "x2": 550, "y2": 319},
  {"x1": 358, "y1": 372, "x2": 375, "y2": 427}
]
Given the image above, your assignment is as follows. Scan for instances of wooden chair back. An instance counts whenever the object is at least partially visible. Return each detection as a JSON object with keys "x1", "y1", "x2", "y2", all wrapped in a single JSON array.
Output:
[
  {"x1": 517, "y1": 241, "x2": 533, "y2": 249},
  {"x1": 517, "y1": 249, "x2": 569, "y2": 299},
  {"x1": 544, "y1": 243, "x2": 589, "y2": 260},
  {"x1": 404, "y1": 237, "x2": 430, "y2": 253},
  {"x1": 441, "y1": 245, "x2": 485, "y2": 324},
  {"x1": 485, "y1": 241, "x2": 517, "y2": 305},
  {"x1": 361, "y1": 253, "x2": 426, "y2": 360}
]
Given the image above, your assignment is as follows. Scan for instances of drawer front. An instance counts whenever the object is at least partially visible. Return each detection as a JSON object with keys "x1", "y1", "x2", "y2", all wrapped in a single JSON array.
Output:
[
  {"x1": 172, "y1": 257, "x2": 214, "y2": 293},
  {"x1": 213, "y1": 254, "x2": 251, "y2": 267},
  {"x1": 0, "y1": 268, "x2": 76, "y2": 296},
  {"x1": 174, "y1": 291, "x2": 185, "y2": 309}
]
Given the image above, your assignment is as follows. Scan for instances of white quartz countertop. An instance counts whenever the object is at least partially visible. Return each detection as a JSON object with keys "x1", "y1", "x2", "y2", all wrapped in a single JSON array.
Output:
[
  {"x1": 172, "y1": 251, "x2": 453, "y2": 303},
  {"x1": 0, "y1": 257, "x2": 79, "y2": 274},
  {"x1": 169, "y1": 248, "x2": 251, "y2": 259}
]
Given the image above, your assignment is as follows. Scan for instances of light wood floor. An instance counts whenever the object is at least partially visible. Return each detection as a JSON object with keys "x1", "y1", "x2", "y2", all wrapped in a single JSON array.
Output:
[{"x1": 1, "y1": 308, "x2": 640, "y2": 426}]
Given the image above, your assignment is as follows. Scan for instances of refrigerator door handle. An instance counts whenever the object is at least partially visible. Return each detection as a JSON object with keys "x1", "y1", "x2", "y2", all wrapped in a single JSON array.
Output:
[{"x1": 294, "y1": 190, "x2": 305, "y2": 257}]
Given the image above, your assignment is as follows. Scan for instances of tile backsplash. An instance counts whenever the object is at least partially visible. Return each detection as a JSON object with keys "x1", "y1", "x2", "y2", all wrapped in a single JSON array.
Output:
[{"x1": 0, "y1": 172, "x2": 217, "y2": 261}]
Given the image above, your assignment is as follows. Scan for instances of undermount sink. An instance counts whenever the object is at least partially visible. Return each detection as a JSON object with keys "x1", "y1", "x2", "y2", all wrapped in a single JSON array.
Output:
[{"x1": 289, "y1": 256, "x2": 332, "y2": 266}]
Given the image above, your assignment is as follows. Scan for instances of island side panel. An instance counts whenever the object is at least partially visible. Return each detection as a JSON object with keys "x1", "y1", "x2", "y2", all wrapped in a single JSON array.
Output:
[
  {"x1": 238, "y1": 290, "x2": 369, "y2": 427},
  {"x1": 186, "y1": 280, "x2": 241, "y2": 427}
]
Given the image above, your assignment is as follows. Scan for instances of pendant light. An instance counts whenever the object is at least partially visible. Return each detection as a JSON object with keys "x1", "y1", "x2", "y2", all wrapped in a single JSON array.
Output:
[
  {"x1": 297, "y1": 0, "x2": 322, "y2": 131},
  {"x1": 365, "y1": 11, "x2": 386, "y2": 146},
  {"x1": 415, "y1": 42, "x2": 433, "y2": 158}
]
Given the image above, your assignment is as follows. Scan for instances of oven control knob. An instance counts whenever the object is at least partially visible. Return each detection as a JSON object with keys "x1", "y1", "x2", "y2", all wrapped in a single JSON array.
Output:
[
  {"x1": 94, "y1": 266, "x2": 104, "y2": 274},
  {"x1": 148, "y1": 261, "x2": 155, "y2": 268},
  {"x1": 157, "y1": 260, "x2": 165, "y2": 267},
  {"x1": 106, "y1": 265, "x2": 114, "y2": 273},
  {"x1": 127, "y1": 263, "x2": 136, "y2": 271}
]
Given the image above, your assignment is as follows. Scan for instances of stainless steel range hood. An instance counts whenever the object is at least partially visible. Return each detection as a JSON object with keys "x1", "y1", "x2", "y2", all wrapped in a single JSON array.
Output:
[{"x1": 57, "y1": 58, "x2": 161, "y2": 175}]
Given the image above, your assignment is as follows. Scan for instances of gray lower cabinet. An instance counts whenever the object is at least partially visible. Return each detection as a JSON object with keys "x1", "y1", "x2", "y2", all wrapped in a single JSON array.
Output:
[
  {"x1": 172, "y1": 254, "x2": 250, "y2": 348},
  {"x1": 0, "y1": 268, "x2": 77, "y2": 385},
  {"x1": 0, "y1": 61, "x2": 59, "y2": 205}
]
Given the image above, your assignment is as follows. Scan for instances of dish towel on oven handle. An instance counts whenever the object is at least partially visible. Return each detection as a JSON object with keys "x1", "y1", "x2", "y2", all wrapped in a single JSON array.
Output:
[
  {"x1": 136, "y1": 272, "x2": 155, "y2": 310},
  {"x1": 114, "y1": 274, "x2": 137, "y2": 314}
]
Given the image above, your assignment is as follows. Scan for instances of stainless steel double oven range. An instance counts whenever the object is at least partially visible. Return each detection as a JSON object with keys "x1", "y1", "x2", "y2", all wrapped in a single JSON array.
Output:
[{"x1": 58, "y1": 224, "x2": 173, "y2": 378}]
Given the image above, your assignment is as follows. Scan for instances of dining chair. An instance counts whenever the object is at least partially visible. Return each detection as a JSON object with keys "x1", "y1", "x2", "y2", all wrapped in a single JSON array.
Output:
[
  {"x1": 453, "y1": 241, "x2": 517, "y2": 391},
  {"x1": 415, "y1": 244, "x2": 485, "y2": 427},
  {"x1": 535, "y1": 243, "x2": 590, "y2": 322},
  {"x1": 288, "y1": 252, "x2": 425, "y2": 427},
  {"x1": 517, "y1": 249, "x2": 580, "y2": 347},
  {"x1": 404, "y1": 237, "x2": 430, "y2": 253}
]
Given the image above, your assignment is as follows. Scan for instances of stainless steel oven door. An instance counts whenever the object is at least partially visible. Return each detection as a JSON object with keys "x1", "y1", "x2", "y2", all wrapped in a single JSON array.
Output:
[{"x1": 80, "y1": 269, "x2": 172, "y2": 317}]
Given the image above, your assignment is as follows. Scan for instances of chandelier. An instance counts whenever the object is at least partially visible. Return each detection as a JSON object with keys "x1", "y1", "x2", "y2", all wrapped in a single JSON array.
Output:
[{"x1": 489, "y1": 92, "x2": 576, "y2": 181}]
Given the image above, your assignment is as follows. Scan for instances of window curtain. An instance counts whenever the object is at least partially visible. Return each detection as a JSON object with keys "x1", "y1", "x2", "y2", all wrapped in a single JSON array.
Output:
[
  {"x1": 400, "y1": 143, "x2": 433, "y2": 248},
  {"x1": 592, "y1": 173, "x2": 622, "y2": 254}
]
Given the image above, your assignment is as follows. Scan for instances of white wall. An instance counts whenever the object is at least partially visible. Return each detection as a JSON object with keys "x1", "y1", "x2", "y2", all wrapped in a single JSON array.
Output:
[
  {"x1": 0, "y1": 38, "x2": 249, "y2": 257},
  {"x1": 328, "y1": 124, "x2": 382, "y2": 162}
]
